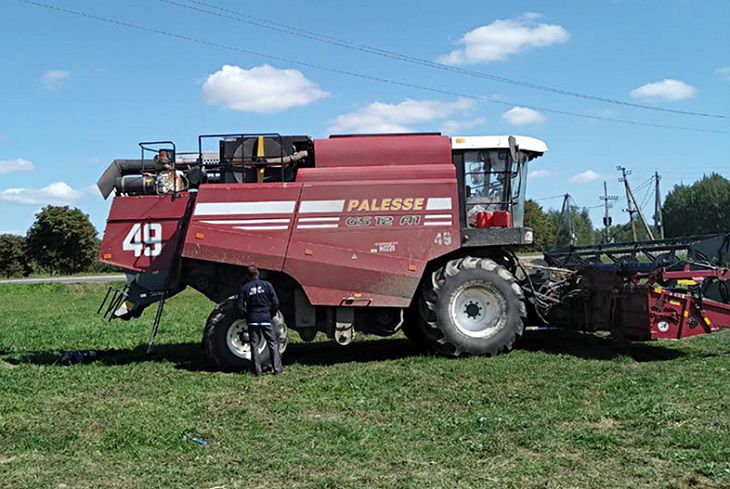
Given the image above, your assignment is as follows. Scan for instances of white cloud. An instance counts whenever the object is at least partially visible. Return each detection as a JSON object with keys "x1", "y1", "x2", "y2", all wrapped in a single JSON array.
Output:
[
  {"x1": 528, "y1": 169, "x2": 552, "y2": 179},
  {"x1": 716, "y1": 67, "x2": 730, "y2": 81},
  {"x1": 597, "y1": 108, "x2": 620, "y2": 117},
  {"x1": 568, "y1": 170, "x2": 604, "y2": 184},
  {"x1": 521, "y1": 12, "x2": 544, "y2": 21},
  {"x1": 440, "y1": 117, "x2": 486, "y2": 134},
  {"x1": 40, "y1": 69, "x2": 70, "y2": 89},
  {"x1": 439, "y1": 14, "x2": 569, "y2": 65},
  {"x1": 0, "y1": 182, "x2": 97, "y2": 206},
  {"x1": 0, "y1": 158, "x2": 35, "y2": 175},
  {"x1": 630, "y1": 79, "x2": 697, "y2": 101},
  {"x1": 202, "y1": 64, "x2": 329, "y2": 113},
  {"x1": 329, "y1": 98, "x2": 475, "y2": 133},
  {"x1": 501, "y1": 106, "x2": 545, "y2": 125}
]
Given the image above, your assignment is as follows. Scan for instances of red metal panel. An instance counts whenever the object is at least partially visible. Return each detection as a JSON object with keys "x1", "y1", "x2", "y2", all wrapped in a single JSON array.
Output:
[
  {"x1": 99, "y1": 194, "x2": 191, "y2": 272},
  {"x1": 181, "y1": 183, "x2": 302, "y2": 271},
  {"x1": 282, "y1": 168, "x2": 460, "y2": 307},
  {"x1": 314, "y1": 134, "x2": 452, "y2": 168},
  {"x1": 647, "y1": 288, "x2": 730, "y2": 339},
  {"x1": 297, "y1": 165, "x2": 455, "y2": 183}
]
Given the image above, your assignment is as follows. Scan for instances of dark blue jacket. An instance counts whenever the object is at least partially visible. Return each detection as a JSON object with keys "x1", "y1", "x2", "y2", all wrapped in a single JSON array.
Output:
[{"x1": 238, "y1": 278, "x2": 280, "y2": 325}]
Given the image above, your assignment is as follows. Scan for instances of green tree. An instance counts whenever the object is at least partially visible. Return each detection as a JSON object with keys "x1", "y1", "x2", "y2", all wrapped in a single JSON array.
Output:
[
  {"x1": 0, "y1": 234, "x2": 30, "y2": 278},
  {"x1": 523, "y1": 199, "x2": 555, "y2": 252},
  {"x1": 547, "y1": 207, "x2": 597, "y2": 248},
  {"x1": 26, "y1": 206, "x2": 98, "y2": 275},
  {"x1": 86, "y1": 237, "x2": 119, "y2": 273},
  {"x1": 663, "y1": 173, "x2": 730, "y2": 237},
  {"x1": 604, "y1": 219, "x2": 655, "y2": 243}
]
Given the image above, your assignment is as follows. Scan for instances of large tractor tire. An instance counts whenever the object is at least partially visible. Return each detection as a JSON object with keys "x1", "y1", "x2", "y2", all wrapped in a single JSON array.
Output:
[
  {"x1": 203, "y1": 297, "x2": 288, "y2": 372},
  {"x1": 402, "y1": 305, "x2": 433, "y2": 352},
  {"x1": 418, "y1": 257, "x2": 526, "y2": 357}
]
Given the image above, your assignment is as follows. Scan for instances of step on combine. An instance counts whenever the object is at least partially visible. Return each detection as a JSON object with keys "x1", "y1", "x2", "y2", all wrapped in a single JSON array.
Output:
[{"x1": 95, "y1": 133, "x2": 730, "y2": 370}]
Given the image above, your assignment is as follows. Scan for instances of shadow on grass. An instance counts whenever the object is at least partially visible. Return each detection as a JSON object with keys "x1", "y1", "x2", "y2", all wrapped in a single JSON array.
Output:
[
  {"x1": 3, "y1": 338, "x2": 422, "y2": 372},
  {"x1": 3, "y1": 329, "x2": 687, "y2": 371},
  {"x1": 518, "y1": 329, "x2": 685, "y2": 362}
]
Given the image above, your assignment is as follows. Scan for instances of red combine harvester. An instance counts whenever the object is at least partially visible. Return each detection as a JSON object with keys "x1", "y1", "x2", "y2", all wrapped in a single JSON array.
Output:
[{"x1": 96, "y1": 133, "x2": 730, "y2": 370}]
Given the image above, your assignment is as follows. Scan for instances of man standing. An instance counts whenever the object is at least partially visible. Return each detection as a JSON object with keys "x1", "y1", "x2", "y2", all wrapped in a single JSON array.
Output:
[{"x1": 238, "y1": 266, "x2": 283, "y2": 376}]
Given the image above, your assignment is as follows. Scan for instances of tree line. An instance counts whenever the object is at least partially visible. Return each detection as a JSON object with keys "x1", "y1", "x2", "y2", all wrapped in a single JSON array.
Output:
[
  {"x1": 524, "y1": 173, "x2": 728, "y2": 250},
  {"x1": 0, "y1": 206, "x2": 109, "y2": 278},
  {"x1": 1, "y1": 173, "x2": 727, "y2": 277}
]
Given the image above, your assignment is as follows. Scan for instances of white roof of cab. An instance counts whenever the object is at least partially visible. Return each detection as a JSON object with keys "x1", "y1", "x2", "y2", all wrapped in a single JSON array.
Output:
[{"x1": 450, "y1": 135, "x2": 548, "y2": 155}]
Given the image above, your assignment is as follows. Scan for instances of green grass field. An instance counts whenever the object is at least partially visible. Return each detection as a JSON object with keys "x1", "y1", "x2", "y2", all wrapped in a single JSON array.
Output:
[{"x1": 1, "y1": 283, "x2": 729, "y2": 489}]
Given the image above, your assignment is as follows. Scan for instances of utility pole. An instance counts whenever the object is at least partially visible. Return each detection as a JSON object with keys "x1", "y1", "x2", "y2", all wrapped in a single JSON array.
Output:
[
  {"x1": 555, "y1": 193, "x2": 576, "y2": 247},
  {"x1": 600, "y1": 180, "x2": 619, "y2": 243},
  {"x1": 618, "y1": 165, "x2": 638, "y2": 242},
  {"x1": 654, "y1": 171, "x2": 664, "y2": 239},
  {"x1": 618, "y1": 165, "x2": 654, "y2": 242}
]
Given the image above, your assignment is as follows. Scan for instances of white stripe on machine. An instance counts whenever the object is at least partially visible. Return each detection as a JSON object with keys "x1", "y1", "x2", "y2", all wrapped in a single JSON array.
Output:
[
  {"x1": 426, "y1": 198, "x2": 452, "y2": 211},
  {"x1": 299, "y1": 200, "x2": 345, "y2": 213},
  {"x1": 425, "y1": 214, "x2": 452, "y2": 220},
  {"x1": 424, "y1": 221, "x2": 453, "y2": 227},
  {"x1": 297, "y1": 223, "x2": 339, "y2": 229},
  {"x1": 233, "y1": 225, "x2": 290, "y2": 231},
  {"x1": 298, "y1": 216, "x2": 340, "y2": 223},
  {"x1": 201, "y1": 218, "x2": 291, "y2": 225},
  {"x1": 194, "y1": 201, "x2": 296, "y2": 216}
]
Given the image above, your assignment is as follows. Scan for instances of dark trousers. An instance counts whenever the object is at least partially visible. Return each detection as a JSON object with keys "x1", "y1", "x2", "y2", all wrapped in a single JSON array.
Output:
[{"x1": 248, "y1": 323, "x2": 283, "y2": 375}]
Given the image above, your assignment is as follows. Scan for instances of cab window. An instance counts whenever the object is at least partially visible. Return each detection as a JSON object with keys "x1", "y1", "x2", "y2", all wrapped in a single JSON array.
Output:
[{"x1": 464, "y1": 149, "x2": 509, "y2": 212}]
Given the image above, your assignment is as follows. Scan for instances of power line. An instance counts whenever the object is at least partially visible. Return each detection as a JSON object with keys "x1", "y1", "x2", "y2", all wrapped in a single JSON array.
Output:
[
  {"x1": 631, "y1": 166, "x2": 728, "y2": 170},
  {"x1": 534, "y1": 194, "x2": 566, "y2": 202},
  {"x1": 638, "y1": 179, "x2": 655, "y2": 210},
  {"x1": 633, "y1": 175, "x2": 655, "y2": 193},
  {"x1": 162, "y1": 0, "x2": 730, "y2": 120},
  {"x1": 15, "y1": 0, "x2": 730, "y2": 135}
]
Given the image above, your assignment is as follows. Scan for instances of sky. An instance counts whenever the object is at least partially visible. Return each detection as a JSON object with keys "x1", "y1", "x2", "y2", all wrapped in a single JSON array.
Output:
[{"x1": 0, "y1": 0, "x2": 728, "y2": 236}]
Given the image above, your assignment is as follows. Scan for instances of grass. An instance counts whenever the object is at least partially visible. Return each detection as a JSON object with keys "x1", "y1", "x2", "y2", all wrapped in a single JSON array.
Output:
[
  {"x1": 0, "y1": 283, "x2": 729, "y2": 489},
  {"x1": 1, "y1": 271, "x2": 124, "y2": 280}
]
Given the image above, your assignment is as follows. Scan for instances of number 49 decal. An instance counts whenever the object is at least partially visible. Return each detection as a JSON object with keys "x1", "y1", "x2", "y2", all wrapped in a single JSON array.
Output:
[
  {"x1": 123, "y1": 223, "x2": 163, "y2": 257},
  {"x1": 434, "y1": 231, "x2": 452, "y2": 246}
]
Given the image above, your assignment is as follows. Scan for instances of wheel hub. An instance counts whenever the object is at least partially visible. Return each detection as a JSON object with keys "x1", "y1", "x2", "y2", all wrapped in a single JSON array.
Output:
[
  {"x1": 226, "y1": 320, "x2": 265, "y2": 360},
  {"x1": 449, "y1": 282, "x2": 507, "y2": 338},
  {"x1": 464, "y1": 301, "x2": 482, "y2": 319}
]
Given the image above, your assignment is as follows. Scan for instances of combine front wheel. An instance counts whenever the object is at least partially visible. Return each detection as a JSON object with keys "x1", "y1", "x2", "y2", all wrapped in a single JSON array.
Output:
[
  {"x1": 420, "y1": 257, "x2": 526, "y2": 357},
  {"x1": 203, "y1": 297, "x2": 288, "y2": 372}
]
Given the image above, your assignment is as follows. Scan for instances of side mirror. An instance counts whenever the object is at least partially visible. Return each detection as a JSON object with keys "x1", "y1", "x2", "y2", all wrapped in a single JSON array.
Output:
[{"x1": 508, "y1": 135, "x2": 519, "y2": 163}]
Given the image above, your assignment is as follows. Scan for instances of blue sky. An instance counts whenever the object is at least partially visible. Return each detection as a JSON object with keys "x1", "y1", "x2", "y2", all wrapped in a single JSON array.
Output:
[{"x1": 1, "y1": 0, "x2": 728, "y2": 236}]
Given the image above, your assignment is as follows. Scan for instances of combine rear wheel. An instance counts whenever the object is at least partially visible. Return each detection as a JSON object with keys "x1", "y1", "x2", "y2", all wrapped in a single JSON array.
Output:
[
  {"x1": 403, "y1": 304, "x2": 432, "y2": 351},
  {"x1": 420, "y1": 257, "x2": 526, "y2": 356},
  {"x1": 203, "y1": 297, "x2": 288, "y2": 372}
]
